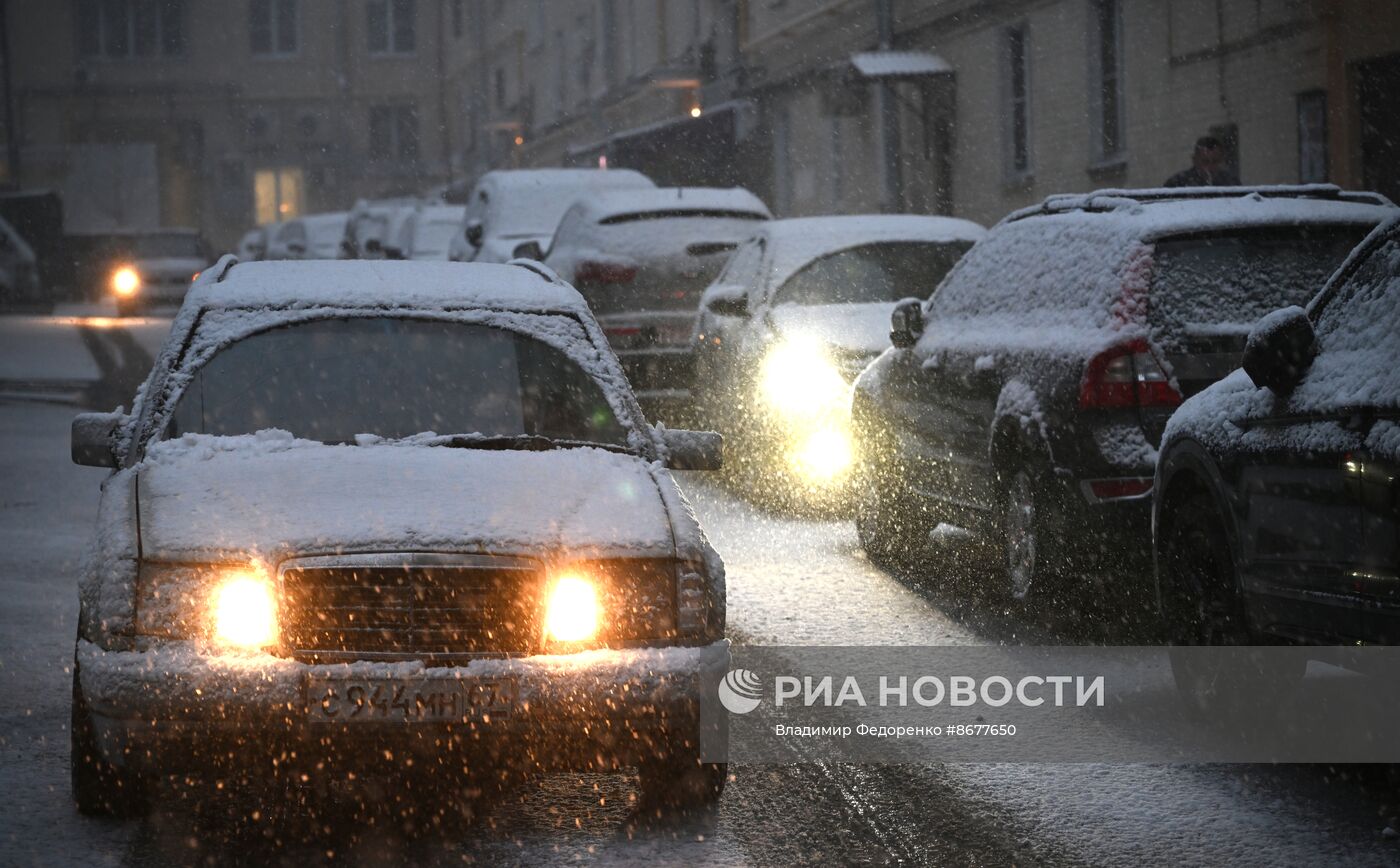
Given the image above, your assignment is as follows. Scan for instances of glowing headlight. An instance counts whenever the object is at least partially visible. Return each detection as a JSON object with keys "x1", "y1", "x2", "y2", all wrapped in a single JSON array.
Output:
[
  {"x1": 790, "y1": 425, "x2": 855, "y2": 484},
  {"x1": 543, "y1": 574, "x2": 601, "y2": 643},
  {"x1": 211, "y1": 572, "x2": 279, "y2": 649},
  {"x1": 110, "y1": 265, "x2": 141, "y2": 297},
  {"x1": 758, "y1": 337, "x2": 850, "y2": 421}
]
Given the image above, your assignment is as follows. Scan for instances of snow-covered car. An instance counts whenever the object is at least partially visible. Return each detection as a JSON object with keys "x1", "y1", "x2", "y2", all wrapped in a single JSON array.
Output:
[
  {"x1": 339, "y1": 197, "x2": 418, "y2": 259},
  {"x1": 384, "y1": 203, "x2": 466, "y2": 260},
  {"x1": 852, "y1": 186, "x2": 1395, "y2": 599},
  {"x1": 68, "y1": 258, "x2": 729, "y2": 817},
  {"x1": 534, "y1": 187, "x2": 771, "y2": 402},
  {"x1": 98, "y1": 228, "x2": 213, "y2": 317},
  {"x1": 235, "y1": 226, "x2": 272, "y2": 262},
  {"x1": 1154, "y1": 214, "x2": 1400, "y2": 652},
  {"x1": 448, "y1": 169, "x2": 655, "y2": 264},
  {"x1": 0, "y1": 213, "x2": 42, "y2": 307},
  {"x1": 265, "y1": 212, "x2": 349, "y2": 260},
  {"x1": 693, "y1": 215, "x2": 983, "y2": 496}
]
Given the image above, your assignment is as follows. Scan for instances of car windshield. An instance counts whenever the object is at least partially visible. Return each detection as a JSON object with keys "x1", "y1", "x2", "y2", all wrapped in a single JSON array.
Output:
[
  {"x1": 772, "y1": 241, "x2": 974, "y2": 306},
  {"x1": 1150, "y1": 226, "x2": 1370, "y2": 340},
  {"x1": 167, "y1": 318, "x2": 629, "y2": 447},
  {"x1": 132, "y1": 234, "x2": 203, "y2": 258},
  {"x1": 415, "y1": 220, "x2": 460, "y2": 257}
]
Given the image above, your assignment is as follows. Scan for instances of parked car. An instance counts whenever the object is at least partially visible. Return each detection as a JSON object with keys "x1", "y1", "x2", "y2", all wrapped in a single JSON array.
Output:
[
  {"x1": 0, "y1": 213, "x2": 43, "y2": 308},
  {"x1": 236, "y1": 226, "x2": 272, "y2": 262},
  {"x1": 1154, "y1": 214, "x2": 1400, "y2": 656},
  {"x1": 89, "y1": 228, "x2": 213, "y2": 316},
  {"x1": 535, "y1": 187, "x2": 771, "y2": 402},
  {"x1": 448, "y1": 169, "x2": 655, "y2": 264},
  {"x1": 693, "y1": 215, "x2": 984, "y2": 494},
  {"x1": 265, "y1": 213, "x2": 349, "y2": 260},
  {"x1": 339, "y1": 198, "x2": 418, "y2": 259},
  {"x1": 851, "y1": 186, "x2": 1395, "y2": 599},
  {"x1": 384, "y1": 203, "x2": 465, "y2": 260},
  {"x1": 68, "y1": 258, "x2": 729, "y2": 817}
]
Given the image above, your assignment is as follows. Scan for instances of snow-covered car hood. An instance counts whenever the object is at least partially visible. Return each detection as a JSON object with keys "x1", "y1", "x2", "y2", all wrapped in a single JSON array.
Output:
[
  {"x1": 136, "y1": 433, "x2": 674, "y2": 562},
  {"x1": 769, "y1": 302, "x2": 895, "y2": 357}
]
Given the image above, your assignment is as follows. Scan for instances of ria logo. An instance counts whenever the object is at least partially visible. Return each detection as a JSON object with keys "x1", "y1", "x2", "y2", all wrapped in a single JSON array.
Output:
[{"x1": 718, "y1": 668, "x2": 763, "y2": 714}]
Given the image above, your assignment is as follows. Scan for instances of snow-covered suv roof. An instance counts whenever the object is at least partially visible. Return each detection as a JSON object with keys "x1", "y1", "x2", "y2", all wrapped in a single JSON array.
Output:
[
  {"x1": 580, "y1": 187, "x2": 772, "y2": 222},
  {"x1": 761, "y1": 215, "x2": 987, "y2": 291},
  {"x1": 189, "y1": 259, "x2": 589, "y2": 314}
]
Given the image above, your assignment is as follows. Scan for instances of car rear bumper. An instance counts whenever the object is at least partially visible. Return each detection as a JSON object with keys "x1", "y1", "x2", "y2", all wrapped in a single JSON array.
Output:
[{"x1": 78, "y1": 639, "x2": 729, "y2": 776}]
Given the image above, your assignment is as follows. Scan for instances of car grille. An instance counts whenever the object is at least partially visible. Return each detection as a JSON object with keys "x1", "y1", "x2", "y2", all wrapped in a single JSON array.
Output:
[{"x1": 280, "y1": 554, "x2": 541, "y2": 662}]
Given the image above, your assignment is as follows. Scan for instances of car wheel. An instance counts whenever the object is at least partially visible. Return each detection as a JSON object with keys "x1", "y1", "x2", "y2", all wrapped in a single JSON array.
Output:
[
  {"x1": 1160, "y1": 492, "x2": 1302, "y2": 717},
  {"x1": 71, "y1": 666, "x2": 150, "y2": 817},
  {"x1": 637, "y1": 757, "x2": 727, "y2": 812},
  {"x1": 855, "y1": 470, "x2": 928, "y2": 570},
  {"x1": 998, "y1": 466, "x2": 1048, "y2": 601}
]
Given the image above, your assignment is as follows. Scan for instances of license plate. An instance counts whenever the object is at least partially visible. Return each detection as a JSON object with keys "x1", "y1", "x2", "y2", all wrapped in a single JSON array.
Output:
[{"x1": 307, "y1": 677, "x2": 515, "y2": 724}]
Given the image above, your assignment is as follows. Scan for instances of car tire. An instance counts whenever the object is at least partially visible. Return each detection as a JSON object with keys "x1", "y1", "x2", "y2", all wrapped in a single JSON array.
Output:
[
  {"x1": 855, "y1": 471, "x2": 929, "y2": 571},
  {"x1": 1159, "y1": 491, "x2": 1302, "y2": 718},
  {"x1": 637, "y1": 757, "x2": 727, "y2": 812},
  {"x1": 71, "y1": 666, "x2": 150, "y2": 818},
  {"x1": 996, "y1": 464, "x2": 1056, "y2": 602}
]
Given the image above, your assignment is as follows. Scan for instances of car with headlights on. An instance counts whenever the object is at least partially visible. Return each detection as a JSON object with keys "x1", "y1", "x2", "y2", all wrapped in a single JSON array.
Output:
[
  {"x1": 91, "y1": 228, "x2": 212, "y2": 317},
  {"x1": 527, "y1": 187, "x2": 772, "y2": 403},
  {"x1": 852, "y1": 186, "x2": 1393, "y2": 602},
  {"x1": 69, "y1": 257, "x2": 729, "y2": 817},
  {"x1": 1154, "y1": 214, "x2": 1400, "y2": 659},
  {"x1": 691, "y1": 215, "x2": 983, "y2": 499}
]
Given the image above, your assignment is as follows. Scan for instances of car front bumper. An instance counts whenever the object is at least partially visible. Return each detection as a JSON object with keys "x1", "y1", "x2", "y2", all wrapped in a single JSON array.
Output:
[{"x1": 78, "y1": 639, "x2": 729, "y2": 777}]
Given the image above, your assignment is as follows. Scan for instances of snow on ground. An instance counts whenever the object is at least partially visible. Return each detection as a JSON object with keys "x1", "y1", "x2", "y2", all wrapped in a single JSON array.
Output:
[{"x1": 679, "y1": 474, "x2": 1398, "y2": 867}]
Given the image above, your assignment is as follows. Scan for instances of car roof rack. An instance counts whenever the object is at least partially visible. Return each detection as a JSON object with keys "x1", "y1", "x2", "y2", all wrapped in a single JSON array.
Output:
[
  {"x1": 1007, "y1": 184, "x2": 1395, "y2": 223},
  {"x1": 212, "y1": 253, "x2": 239, "y2": 282},
  {"x1": 506, "y1": 258, "x2": 560, "y2": 283}
]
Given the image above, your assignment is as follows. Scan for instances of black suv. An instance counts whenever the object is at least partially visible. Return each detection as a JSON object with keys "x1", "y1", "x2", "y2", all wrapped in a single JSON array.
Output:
[
  {"x1": 1154, "y1": 214, "x2": 1400, "y2": 646},
  {"x1": 852, "y1": 186, "x2": 1394, "y2": 602}
]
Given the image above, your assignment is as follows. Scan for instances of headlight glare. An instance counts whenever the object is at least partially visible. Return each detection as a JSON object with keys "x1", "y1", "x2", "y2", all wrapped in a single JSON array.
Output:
[
  {"x1": 111, "y1": 265, "x2": 141, "y2": 296},
  {"x1": 543, "y1": 574, "x2": 602, "y2": 643},
  {"x1": 790, "y1": 425, "x2": 855, "y2": 484},
  {"x1": 211, "y1": 571, "x2": 279, "y2": 649},
  {"x1": 759, "y1": 337, "x2": 849, "y2": 421}
]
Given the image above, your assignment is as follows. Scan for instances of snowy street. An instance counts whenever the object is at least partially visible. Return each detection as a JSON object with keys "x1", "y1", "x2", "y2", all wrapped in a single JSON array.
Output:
[{"x1": 2, "y1": 312, "x2": 1397, "y2": 866}]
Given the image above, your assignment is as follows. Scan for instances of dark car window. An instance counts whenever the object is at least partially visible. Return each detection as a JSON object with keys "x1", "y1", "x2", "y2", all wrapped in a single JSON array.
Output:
[
  {"x1": 1150, "y1": 226, "x2": 1368, "y2": 342},
  {"x1": 168, "y1": 318, "x2": 628, "y2": 445},
  {"x1": 1313, "y1": 237, "x2": 1400, "y2": 377},
  {"x1": 771, "y1": 241, "x2": 972, "y2": 307}
]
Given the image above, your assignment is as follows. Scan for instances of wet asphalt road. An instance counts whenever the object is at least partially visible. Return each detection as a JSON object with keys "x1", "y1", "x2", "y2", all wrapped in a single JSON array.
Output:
[{"x1": 1, "y1": 310, "x2": 1398, "y2": 867}]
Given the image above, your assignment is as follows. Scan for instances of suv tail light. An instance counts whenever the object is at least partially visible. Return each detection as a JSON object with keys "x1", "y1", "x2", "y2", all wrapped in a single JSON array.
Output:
[
  {"x1": 1079, "y1": 339, "x2": 1182, "y2": 409},
  {"x1": 575, "y1": 260, "x2": 637, "y2": 288}
]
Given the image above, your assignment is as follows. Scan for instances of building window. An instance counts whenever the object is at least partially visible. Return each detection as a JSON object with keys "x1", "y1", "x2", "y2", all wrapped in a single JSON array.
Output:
[
  {"x1": 367, "y1": 0, "x2": 416, "y2": 54},
  {"x1": 1091, "y1": 0, "x2": 1124, "y2": 161},
  {"x1": 494, "y1": 67, "x2": 506, "y2": 110},
  {"x1": 250, "y1": 0, "x2": 298, "y2": 55},
  {"x1": 253, "y1": 167, "x2": 304, "y2": 225},
  {"x1": 1005, "y1": 23, "x2": 1031, "y2": 177},
  {"x1": 76, "y1": 0, "x2": 185, "y2": 59},
  {"x1": 1297, "y1": 91, "x2": 1328, "y2": 183},
  {"x1": 452, "y1": 0, "x2": 464, "y2": 38},
  {"x1": 369, "y1": 106, "x2": 420, "y2": 160}
]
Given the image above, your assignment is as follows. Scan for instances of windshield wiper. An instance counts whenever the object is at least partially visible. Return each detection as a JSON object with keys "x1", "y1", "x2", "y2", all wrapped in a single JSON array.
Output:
[{"x1": 422, "y1": 433, "x2": 632, "y2": 454}]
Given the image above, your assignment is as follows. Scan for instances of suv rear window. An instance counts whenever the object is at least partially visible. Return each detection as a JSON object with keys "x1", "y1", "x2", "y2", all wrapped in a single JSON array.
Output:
[{"x1": 1150, "y1": 226, "x2": 1369, "y2": 343}]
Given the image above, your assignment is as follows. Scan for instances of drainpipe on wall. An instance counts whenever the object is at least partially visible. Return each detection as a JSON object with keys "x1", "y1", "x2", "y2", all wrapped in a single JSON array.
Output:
[
  {"x1": 875, "y1": 0, "x2": 901, "y2": 212},
  {"x1": 0, "y1": 0, "x2": 19, "y2": 187}
]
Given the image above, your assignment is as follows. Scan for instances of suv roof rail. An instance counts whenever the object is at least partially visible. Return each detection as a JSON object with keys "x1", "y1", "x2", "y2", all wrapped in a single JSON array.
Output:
[
  {"x1": 212, "y1": 253, "x2": 239, "y2": 282},
  {"x1": 1007, "y1": 184, "x2": 1395, "y2": 223},
  {"x1": 506, "y1": 258, "x2": 561, "y2": 283}
]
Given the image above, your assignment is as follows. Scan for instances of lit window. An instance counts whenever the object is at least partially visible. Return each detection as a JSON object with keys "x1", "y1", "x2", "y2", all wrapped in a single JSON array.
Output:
[{"x1": 253, "y1": 167, "x2": 304, "y2": 225}]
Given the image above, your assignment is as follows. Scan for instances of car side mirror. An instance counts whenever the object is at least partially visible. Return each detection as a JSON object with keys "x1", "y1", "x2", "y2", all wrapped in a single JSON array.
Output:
[
  {"x1": 707, "y1": 291, "x2": 748, "y2": 318},
  {"x1": 286, "y1": 241, "x2": 306, "y2": 256},
  {"x1": 889, "y1": 297, "x2": 925, "y2": 349},
  {"x1": 512, "y1": 240, "x2": 544, "y2": 261},
  {"x1": 364, "y1": 238, "x2": 383, "y2": 256},
  {"x1": 658, "y1": 427, "x2": 723, "y2": 471},
  {"x1": 1243, "y1": 306, "x2": 1317, "y2": 394},
  {"x1": 465, "y1": 220, "x2": 484, "y2": 247},
  {"x1": 72, "y1": 411, "x2": 125, "y2": 468}
]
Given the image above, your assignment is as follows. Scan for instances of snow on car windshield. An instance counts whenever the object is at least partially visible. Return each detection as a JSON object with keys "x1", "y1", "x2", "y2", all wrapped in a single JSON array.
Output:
[
  {"x1": 415, "y1": 219, "x2": 461, "y2": 257},
  {"x1": 1150, "y1": 225, "x2": 1369, "y2": 342},
  {"x1": 166, "y1": 318, "x2": 629, "y2": 446},
  {"x1": 772, "y1": 241, "x2": 974, "y2": 306}
]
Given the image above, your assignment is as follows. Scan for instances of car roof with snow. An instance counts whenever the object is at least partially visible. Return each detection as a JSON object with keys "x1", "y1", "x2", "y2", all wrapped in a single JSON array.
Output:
[
  {"x1": 1004, "y1": 185, "x2": 1395, "y2": 239},
  {"x1": 578, "y1": 187, "x2": 772, "y2": 221},
  {"x1": 479, "y1": 167, "x2": 654, "y2": 193},
  {"x1": 758, "y1": 214, "x2": 987, "y2": 290},
  {"x1": 189, "y1": 259, "x2": 589, "y2": 314}
]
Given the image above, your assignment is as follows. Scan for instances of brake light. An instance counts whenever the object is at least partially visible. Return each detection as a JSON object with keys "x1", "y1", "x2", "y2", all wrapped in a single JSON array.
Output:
[
  {"x1": 575, "y1": 260, "x2": 637, "y2": 287},
  {"x1": 1086, "y1": 478, "x2": 1154, "y2": 500},
  {"x1": 1079, "y1": 339, "x2": 1182, "y2": 409}
]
